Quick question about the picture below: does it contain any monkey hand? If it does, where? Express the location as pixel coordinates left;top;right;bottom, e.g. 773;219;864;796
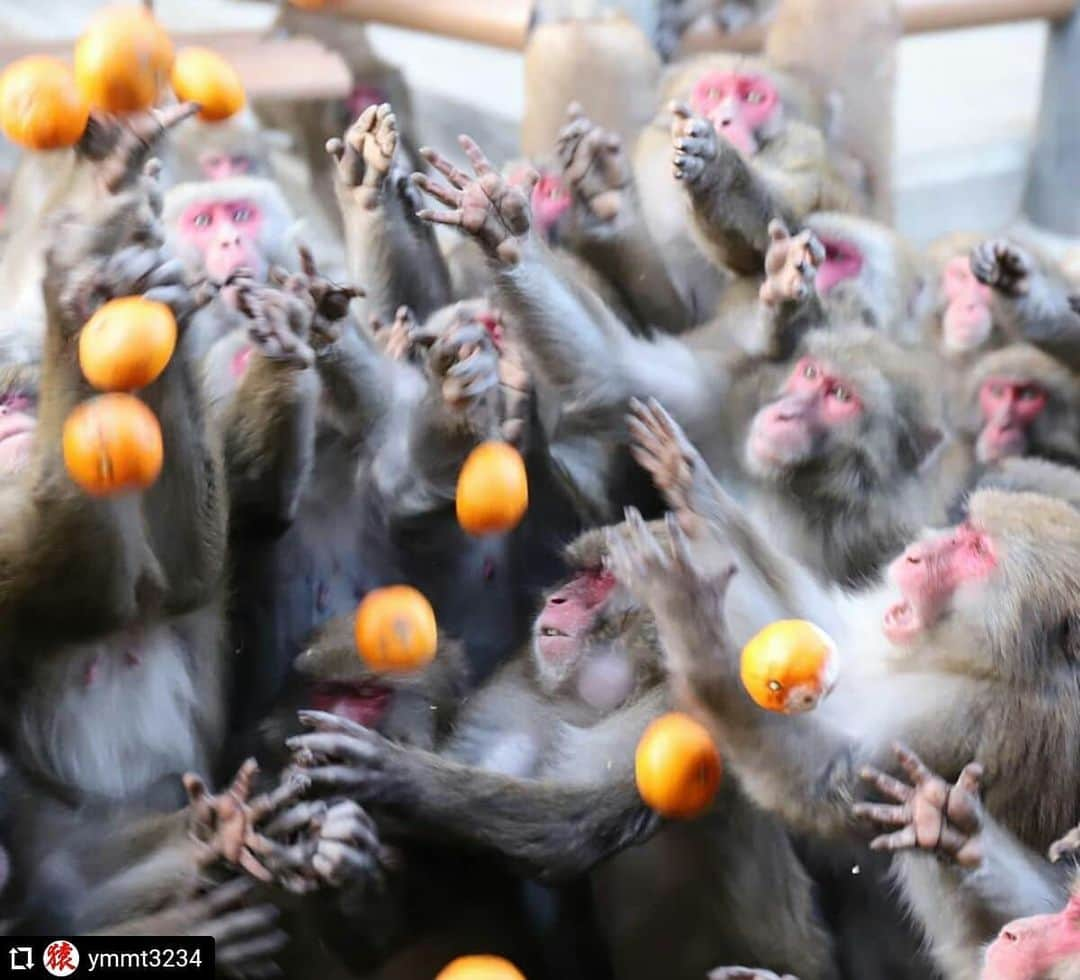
670;102;722;190
414;311;501;420
556;103;632;228
183;759;310;884
853;744;984;869
289;710;410;806
249;796;395;895
606;508;737;650
80;102;200;195
101;876;286;978
234;279;316;370
327;102;399;207
498;333;533;449
371;305;419;362
971;239;1032;298
1049;823;1080;864
760;220;825;307
709;969;800;980
627;396;715;532
413;136;535;266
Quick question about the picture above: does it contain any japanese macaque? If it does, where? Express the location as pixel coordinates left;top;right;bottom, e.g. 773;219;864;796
288;524;837;980
983;889;1080;980
958;344;1080;469
606;400;1080;980
412;138;951;586
166;109;291;183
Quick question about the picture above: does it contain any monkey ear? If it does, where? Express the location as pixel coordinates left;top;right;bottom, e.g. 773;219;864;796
903;424;946;473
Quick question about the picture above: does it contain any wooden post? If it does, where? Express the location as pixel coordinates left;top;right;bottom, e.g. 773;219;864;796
1023;1;1080;233
333;0;534;50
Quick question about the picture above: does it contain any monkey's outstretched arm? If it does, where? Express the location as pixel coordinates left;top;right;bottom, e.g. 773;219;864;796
413;136;712;428
330;104;451;323
671;105;808;276
970;240;1080;371
607;510;866;841
290;710;662;883
556;106;692;335
316;321;395;454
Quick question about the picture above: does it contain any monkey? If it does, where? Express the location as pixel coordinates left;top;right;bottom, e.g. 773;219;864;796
605;399;1080;980
983;886;1080;980
288;522;839;980
971;458;1080;511
970;238;1080;372
956;344;1080;471
412;137;953;587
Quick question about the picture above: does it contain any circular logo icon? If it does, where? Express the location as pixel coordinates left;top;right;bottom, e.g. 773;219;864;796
43;939;79;976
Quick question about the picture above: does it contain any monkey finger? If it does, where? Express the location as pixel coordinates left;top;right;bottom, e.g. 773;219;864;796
250;772;311;824
262;801;327;839
868;825;917;853
216;930;288;969
237;850;275;883
852;801;909;827
287;732;382;766
313;841;381;887
194;877;257;918
325;137;345;161
297;709;374;737
668;100;692;121
420;147;471;190
892;743;935;786
416;208;464;228
458;134;494;176
858;765;914;803
936;822;976;859
410;173;462;211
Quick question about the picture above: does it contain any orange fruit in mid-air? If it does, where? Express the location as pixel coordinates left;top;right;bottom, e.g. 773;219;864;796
170;47;245;122
79;297;177;391
740;619;839;714
0;56;90;150
634;712;722;819
62;393;164;496
354;585;438;673
455;441;528;536
74;5;174;113
436;954;527;980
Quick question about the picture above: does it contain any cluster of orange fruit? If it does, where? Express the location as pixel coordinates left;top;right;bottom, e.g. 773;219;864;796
63;296;176;496
0;5;244;151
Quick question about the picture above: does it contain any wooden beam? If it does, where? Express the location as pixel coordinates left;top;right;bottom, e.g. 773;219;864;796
680;0;1077;54
333;0;533;50
0;35;352;102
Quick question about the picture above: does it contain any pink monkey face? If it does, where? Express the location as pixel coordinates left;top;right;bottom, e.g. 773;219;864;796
179;199;266;281
747;357;863;471
816;237;865;294
0;390;35;477
982;898;1080;979
199;151;255;181
346;83;389;121
975;377;1046;463
690;70;780;155
534;568;617;664
883;521;997;644
516;169;570;241
942;255;994;353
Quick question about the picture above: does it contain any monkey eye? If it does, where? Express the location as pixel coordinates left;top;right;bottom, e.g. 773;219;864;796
1018;385;1042;401
745;90;765;104
1;393;31;413
829;384;851;403
802;362;817;379
232;207;252;223
193;212;212;228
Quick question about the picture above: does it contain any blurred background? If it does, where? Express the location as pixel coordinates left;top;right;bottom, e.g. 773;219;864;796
0;0;1066;245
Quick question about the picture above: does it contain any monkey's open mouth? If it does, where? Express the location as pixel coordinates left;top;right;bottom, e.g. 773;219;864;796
309;681;392;728
883;600;922;644
540;627;568;637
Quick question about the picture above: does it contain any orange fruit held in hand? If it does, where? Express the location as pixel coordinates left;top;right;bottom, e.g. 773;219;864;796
436;955;526;980
63;393;163;496
740;619;839;714
455;441;528;536
170;47;245;122
0;56;90;150
354;585;438;673
74;5;174;113
79;297;177;391
634;712;722;819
